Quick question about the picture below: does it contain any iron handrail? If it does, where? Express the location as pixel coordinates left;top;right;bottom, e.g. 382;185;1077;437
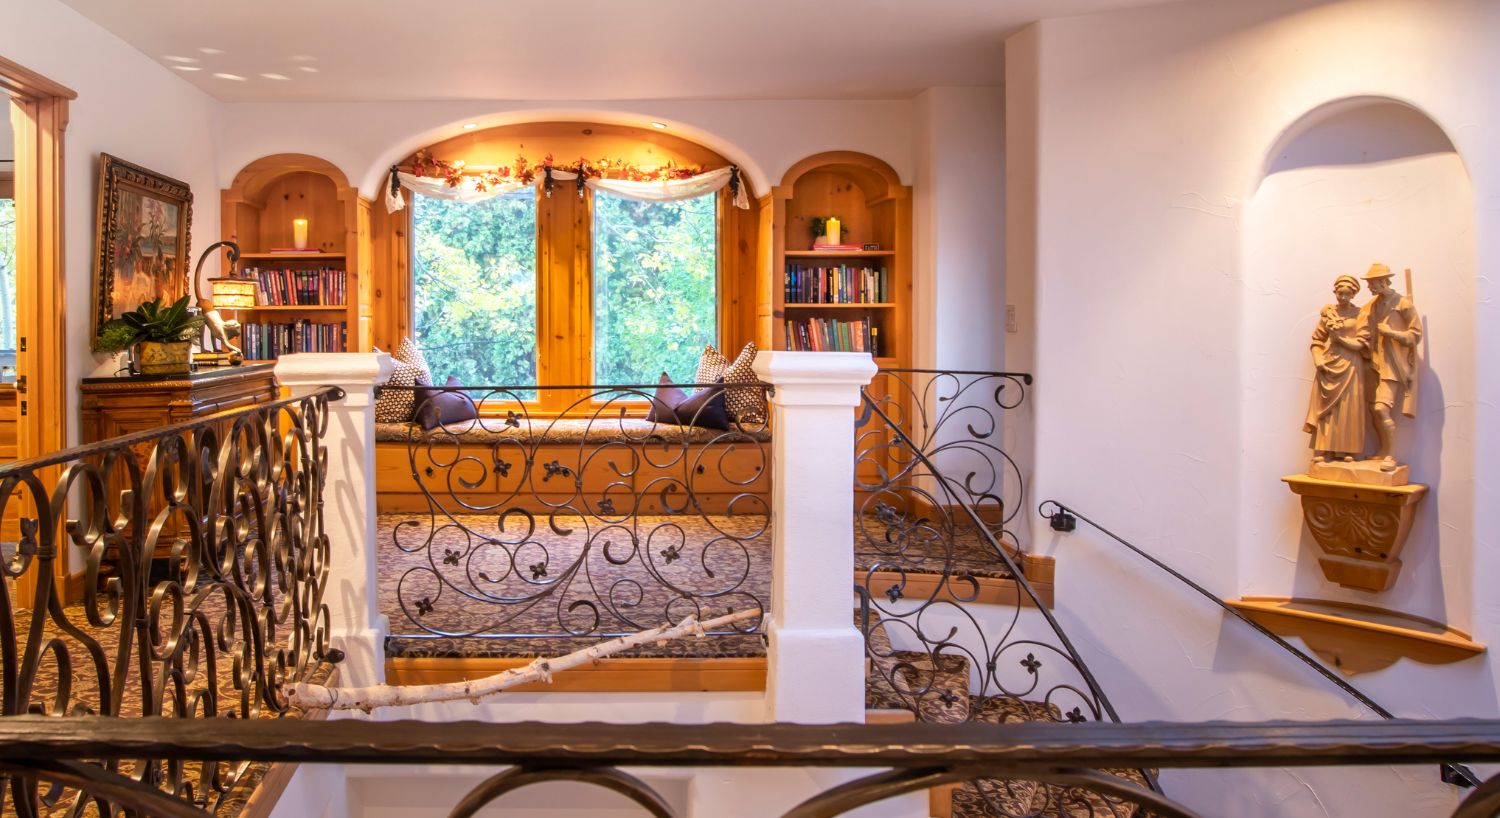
1039;499;1481;789
859;394;1123;728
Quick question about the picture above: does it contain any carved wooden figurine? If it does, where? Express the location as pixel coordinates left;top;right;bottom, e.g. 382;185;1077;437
1303;274;1370;463
1287;263;1427;593
1359;263;1421;472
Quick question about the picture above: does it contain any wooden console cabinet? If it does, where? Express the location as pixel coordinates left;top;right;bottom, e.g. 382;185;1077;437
80;364;279;558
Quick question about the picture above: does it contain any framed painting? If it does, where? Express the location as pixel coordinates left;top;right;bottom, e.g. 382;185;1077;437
91;154;193;346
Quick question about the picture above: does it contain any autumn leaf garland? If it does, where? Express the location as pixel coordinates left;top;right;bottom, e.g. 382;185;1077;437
408;149;707;192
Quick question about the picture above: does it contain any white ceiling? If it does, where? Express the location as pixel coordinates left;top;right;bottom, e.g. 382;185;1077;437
61;0;1189;102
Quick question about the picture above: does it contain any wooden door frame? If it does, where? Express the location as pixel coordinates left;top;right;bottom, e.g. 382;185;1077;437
2;56;76;598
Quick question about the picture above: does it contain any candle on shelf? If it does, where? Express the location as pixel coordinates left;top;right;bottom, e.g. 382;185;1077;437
292;218;309;250
826;217;841;245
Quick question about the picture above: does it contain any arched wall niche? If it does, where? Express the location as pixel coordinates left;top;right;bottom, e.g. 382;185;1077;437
1239;96;1476;631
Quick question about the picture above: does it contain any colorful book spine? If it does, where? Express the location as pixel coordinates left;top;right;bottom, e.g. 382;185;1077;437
783;264;888;304
243;266;348;306
783;317;878;354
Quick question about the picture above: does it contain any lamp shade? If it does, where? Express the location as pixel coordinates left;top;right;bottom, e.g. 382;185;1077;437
209;277;257;309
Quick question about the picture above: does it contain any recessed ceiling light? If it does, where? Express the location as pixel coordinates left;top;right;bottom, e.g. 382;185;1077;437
463;122;478;130
212;72;247;81
173;65;202;72
260;73;290;80
298;66;319;73
198;47;224;55
163;55;198;63
650;122;667;129
290;55;317;62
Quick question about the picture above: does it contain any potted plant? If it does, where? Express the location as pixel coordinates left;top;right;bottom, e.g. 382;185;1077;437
96;296;206;375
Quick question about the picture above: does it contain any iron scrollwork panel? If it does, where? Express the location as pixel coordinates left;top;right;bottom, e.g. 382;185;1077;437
0;387;343;816
391;384;769;643
854;369;1153;815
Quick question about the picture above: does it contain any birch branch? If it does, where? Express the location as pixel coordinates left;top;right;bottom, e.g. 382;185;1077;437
289;608;762;712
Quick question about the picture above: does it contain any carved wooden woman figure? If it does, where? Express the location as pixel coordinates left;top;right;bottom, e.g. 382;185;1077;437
1304;274;1372;463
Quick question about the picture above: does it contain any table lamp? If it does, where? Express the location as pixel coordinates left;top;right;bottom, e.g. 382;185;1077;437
192;240;246;364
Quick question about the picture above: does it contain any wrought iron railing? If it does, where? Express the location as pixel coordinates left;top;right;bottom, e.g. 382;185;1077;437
382;383;770;645
0;386;344;816
853;369;1160;815
6;715;1500;817
1039;499;1483;789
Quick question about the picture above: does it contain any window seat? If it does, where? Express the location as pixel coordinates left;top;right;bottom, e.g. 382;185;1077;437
374;418;772;514
375;418;771;445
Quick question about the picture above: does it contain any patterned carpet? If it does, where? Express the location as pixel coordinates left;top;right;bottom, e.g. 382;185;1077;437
378;509;1015;660
9;593;335;817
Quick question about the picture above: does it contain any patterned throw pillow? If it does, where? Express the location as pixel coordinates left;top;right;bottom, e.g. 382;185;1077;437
695;344;729;386
396;336;434;385
375;358;426;423
721;342;766;424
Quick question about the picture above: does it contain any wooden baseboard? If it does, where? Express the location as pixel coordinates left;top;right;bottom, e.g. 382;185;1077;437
385;656;766;692
856;565;1053;609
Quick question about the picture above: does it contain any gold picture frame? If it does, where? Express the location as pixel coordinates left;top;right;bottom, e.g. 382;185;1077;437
91;153;193;347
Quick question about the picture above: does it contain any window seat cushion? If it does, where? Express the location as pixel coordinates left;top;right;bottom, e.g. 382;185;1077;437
375;417;770;445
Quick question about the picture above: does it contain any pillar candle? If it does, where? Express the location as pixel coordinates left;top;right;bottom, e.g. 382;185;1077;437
826;217;841;245
293;218;309;250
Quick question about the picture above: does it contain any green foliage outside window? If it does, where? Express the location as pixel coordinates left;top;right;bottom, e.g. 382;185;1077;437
412;191;538;386
0;198;15;354
593;192;717;385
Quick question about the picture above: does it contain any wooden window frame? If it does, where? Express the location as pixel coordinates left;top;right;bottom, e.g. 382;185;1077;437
407;183;728;416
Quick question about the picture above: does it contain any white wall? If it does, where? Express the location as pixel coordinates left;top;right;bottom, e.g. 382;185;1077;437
1011;0;1500;814
913;87;1007;373
0;0;222;449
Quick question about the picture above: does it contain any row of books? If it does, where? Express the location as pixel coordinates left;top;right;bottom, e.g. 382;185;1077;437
241;320;348;360
244;266;347;307
784;264;889;304
785;318;880;354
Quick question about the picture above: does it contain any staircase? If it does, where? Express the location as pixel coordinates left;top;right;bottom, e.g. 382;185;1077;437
863;612;1148;818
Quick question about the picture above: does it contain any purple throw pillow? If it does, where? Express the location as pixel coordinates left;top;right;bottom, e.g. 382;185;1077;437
674;380;731;430
414;376;479;430
646;372;688;424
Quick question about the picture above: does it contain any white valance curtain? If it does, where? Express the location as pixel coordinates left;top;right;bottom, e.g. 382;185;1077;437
386;164;749;213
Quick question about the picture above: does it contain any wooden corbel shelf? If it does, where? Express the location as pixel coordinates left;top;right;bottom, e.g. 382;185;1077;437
1227;596;1484;676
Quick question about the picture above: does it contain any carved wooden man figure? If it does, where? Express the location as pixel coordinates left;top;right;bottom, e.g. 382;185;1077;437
1358;263;1421;471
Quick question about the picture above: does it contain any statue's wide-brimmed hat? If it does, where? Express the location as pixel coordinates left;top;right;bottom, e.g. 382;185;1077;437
1361;262;1393;280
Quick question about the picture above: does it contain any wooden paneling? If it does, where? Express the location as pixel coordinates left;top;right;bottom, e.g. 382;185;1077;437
374;440;771;517
386;656;765;692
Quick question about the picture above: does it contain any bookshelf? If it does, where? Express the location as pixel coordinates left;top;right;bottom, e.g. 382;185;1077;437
763;151;911;366
220;154;373;362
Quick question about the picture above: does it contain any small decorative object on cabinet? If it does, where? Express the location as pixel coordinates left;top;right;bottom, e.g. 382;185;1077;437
221;153;374;362
94;295;205;376
1287;263;1427;592
91;154;193;346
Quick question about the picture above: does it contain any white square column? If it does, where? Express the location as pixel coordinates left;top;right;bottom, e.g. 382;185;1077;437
275;352;393;687
753;351;877;723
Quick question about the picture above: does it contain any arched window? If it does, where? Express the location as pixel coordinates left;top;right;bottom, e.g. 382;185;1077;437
381;121;757;411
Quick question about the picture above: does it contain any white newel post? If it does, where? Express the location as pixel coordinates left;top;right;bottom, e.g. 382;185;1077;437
753;351;877;723
276;352;393;687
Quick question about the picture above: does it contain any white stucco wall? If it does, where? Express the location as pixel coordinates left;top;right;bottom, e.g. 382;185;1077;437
0;0;222;447
1010;0;1499;814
